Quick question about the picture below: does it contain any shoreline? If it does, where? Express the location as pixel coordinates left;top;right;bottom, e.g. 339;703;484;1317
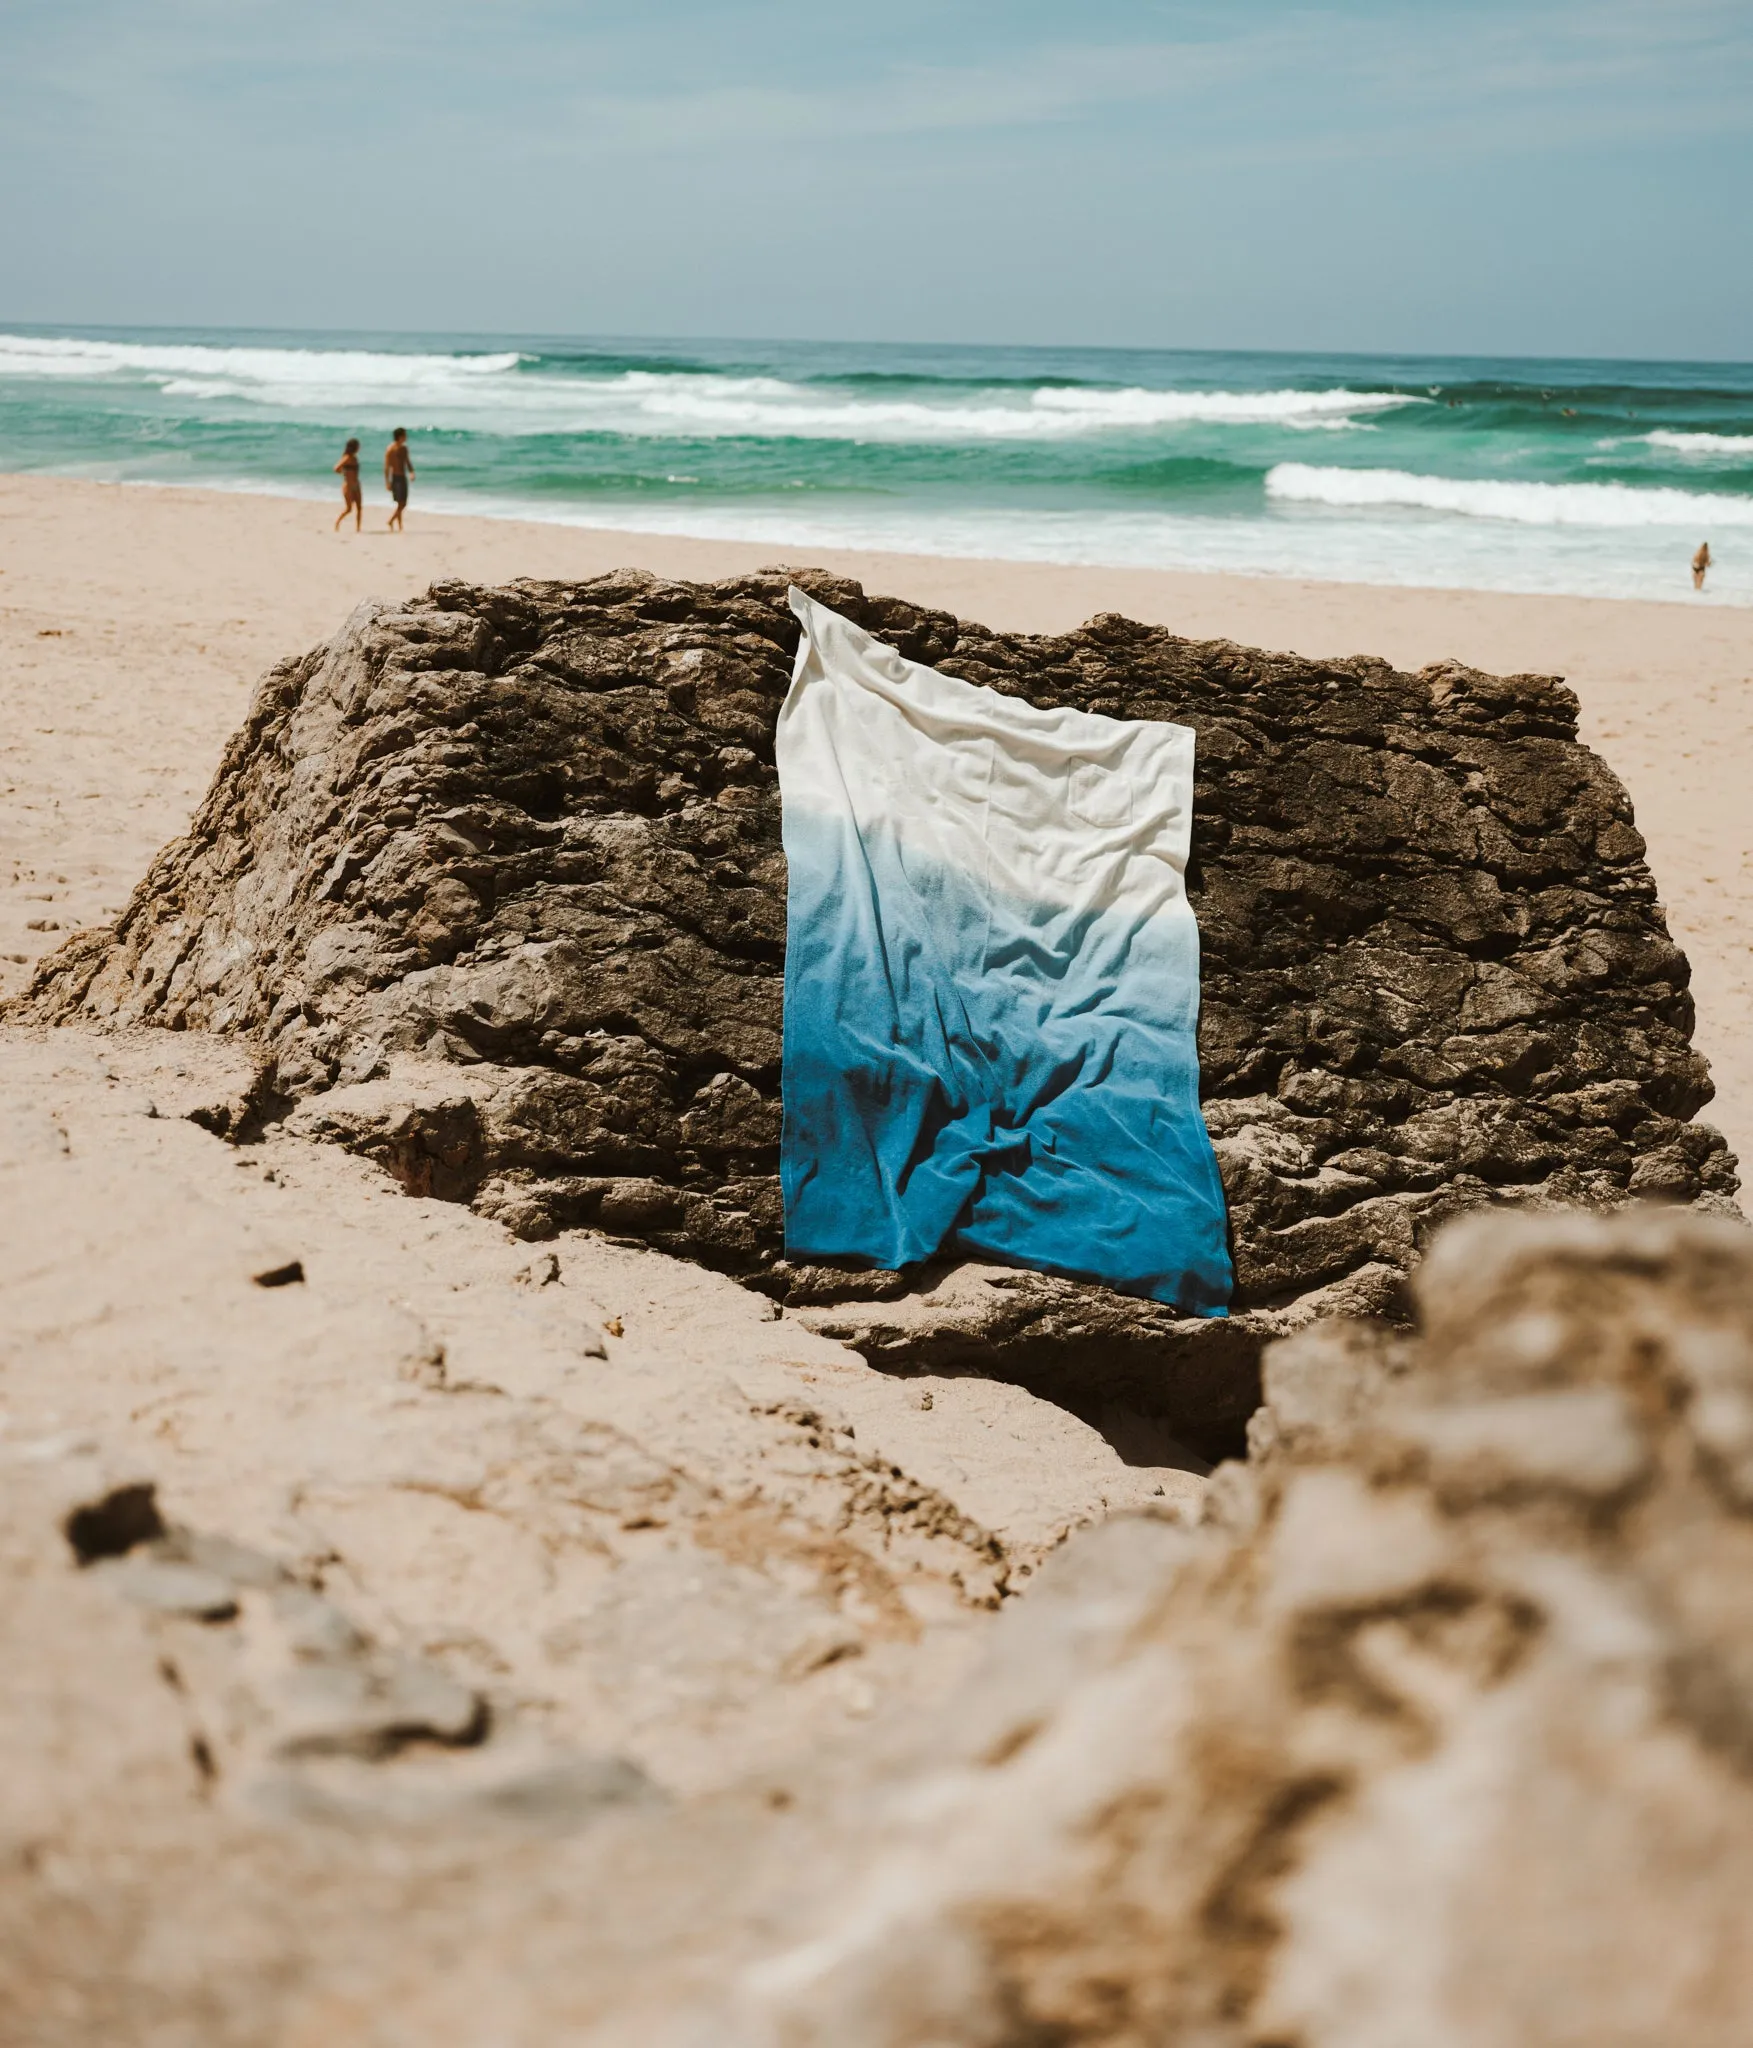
73;469;1753;613
3;472;1749;1167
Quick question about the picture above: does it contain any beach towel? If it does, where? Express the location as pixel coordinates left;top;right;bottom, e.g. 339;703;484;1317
777;589;1233;1315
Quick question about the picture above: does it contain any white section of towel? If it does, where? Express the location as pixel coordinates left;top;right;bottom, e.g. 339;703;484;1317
779;587;1196;923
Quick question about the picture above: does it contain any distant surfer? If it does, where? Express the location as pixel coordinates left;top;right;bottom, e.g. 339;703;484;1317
385;427;414;531
333;438;362;532
1693;542;1712;591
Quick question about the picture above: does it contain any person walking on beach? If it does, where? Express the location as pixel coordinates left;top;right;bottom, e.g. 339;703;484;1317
1693;541;1712;591
384;427;414;532
333;438;362;532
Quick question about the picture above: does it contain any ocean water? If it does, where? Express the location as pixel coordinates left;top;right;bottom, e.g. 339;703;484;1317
2;325;1751;604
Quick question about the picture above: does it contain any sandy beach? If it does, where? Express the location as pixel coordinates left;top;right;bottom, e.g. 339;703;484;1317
4;473;1749;1166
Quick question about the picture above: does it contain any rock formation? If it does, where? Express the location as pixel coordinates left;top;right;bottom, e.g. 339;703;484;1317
18;570;1737;1447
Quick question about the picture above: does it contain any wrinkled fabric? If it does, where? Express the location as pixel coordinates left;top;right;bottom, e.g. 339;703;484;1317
777;589;1232;1315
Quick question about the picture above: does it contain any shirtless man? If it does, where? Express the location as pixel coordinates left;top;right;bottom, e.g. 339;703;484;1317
333;438;362;532
1693;541;1712;591
384;427;414;532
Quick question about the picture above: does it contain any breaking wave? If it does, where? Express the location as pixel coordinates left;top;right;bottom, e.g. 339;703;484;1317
575;376;1415;441
0;333;524;390
0;333;1415;441
1266;463;1753;528
1643;429;1753;456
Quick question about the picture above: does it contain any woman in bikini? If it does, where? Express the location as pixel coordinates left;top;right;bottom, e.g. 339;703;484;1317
333;438;363;532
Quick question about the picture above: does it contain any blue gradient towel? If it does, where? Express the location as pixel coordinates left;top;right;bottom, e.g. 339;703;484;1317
777;589;1232;1315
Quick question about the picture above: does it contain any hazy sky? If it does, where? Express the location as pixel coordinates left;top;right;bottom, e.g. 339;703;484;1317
2;0;1749;358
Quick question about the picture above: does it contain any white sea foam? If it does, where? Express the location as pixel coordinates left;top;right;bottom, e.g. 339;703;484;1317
1027;385;1416;426
1266;463;1753;528
1643;429;1753;456
0;332;1416;441
585;376;1409;440
526;374;1414;441
0;333;524;388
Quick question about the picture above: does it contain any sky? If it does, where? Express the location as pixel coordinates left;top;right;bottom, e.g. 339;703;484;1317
1;0;1749;359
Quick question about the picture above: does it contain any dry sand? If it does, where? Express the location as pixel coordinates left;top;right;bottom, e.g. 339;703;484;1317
4;472;1749;1164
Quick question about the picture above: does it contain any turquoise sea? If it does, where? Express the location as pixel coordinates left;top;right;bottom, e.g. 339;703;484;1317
3;326;1752;604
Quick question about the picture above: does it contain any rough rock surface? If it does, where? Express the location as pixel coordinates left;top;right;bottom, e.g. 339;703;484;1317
18;570;1737;1445
9;1180;1753;2044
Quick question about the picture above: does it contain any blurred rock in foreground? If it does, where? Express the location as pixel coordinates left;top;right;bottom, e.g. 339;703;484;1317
649;1203;1753;2046
8;1198;1753;2044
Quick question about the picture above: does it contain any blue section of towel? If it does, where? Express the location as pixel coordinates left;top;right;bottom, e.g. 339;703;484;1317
780;809;1233;1315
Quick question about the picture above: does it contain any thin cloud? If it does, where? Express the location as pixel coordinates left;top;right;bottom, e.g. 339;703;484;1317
544;5;1753;157
7;1;1749;156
